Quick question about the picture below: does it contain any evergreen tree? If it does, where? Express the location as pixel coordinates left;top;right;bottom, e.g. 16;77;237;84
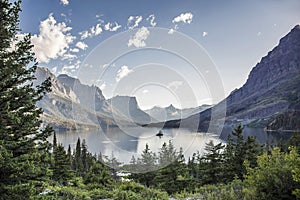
155;142;188;194
158;140;177;167
84;161;112;187
188;153;198;180
53;144;73;185
130;155;137;165
104;152;121;180
53;132;57;150
130;144;157;187
222;124;261;181
67;144;72;167
0;0;52;198
81;139;88;172
201;140;225;184
73;137;83;175
140;143;157;171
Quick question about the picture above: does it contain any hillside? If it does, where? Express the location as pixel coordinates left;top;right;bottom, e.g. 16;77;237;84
162;25;300;132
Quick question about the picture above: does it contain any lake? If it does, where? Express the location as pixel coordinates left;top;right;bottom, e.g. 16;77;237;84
52;126;292;164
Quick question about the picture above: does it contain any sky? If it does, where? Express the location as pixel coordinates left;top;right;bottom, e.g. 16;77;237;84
18;0;300;109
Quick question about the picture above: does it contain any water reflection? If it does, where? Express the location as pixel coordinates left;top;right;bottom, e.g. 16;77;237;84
52;127;292;164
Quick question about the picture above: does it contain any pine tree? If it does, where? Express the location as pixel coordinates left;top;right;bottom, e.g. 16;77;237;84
81;139;88;172
84;161;112;187
53;132;57;150
158;140;177;167
0;0;52;198
222;125;262;181
67;144;72;167
73;137;83;175
130;144;157;187
155;141;187;194
53;144;73;185
104;152;121;180
201;140;225;184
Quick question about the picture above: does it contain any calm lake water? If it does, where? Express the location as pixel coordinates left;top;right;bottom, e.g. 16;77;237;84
52;126;292;164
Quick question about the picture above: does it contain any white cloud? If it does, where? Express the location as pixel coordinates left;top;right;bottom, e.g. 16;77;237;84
116;65;133;82
127;16;143;29
142;89;149;94
168;24;178;35
79;23;103;39
59;63;80;74
202;32;208;37
79;31;89;40
146;14;156;27
104;22;122;32
70;48;79;53
128;27;150;48
91;24;103;35
61;13;71;23
52;67;57;74
31;13;75;63
168;28;175;35
60;0;69;6
62;53;77;60
172;12;193;24
76;41;88;50
167;81;183;90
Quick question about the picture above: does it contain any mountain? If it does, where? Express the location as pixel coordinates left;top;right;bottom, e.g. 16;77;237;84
35;68;151;130
108;95;153;125
162;25;300;132
57;74;113;118
144;104;211;122
35;67;101;130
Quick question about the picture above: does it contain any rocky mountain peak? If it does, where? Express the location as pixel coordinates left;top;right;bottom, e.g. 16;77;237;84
35;67;79;103
57;74;106;111
108;95;152;124
167;104;177;111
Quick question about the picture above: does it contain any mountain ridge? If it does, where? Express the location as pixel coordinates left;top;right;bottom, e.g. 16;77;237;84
160;25;300;131
36;69;152;130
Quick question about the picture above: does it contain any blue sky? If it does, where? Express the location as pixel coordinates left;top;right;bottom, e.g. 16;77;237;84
19;0;300;109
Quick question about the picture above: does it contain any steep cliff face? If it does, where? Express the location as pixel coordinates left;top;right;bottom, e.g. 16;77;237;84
36;68;122;130
165;25;300;131
108;95;152;124
57;74;106;111
226;25;300;120
34;67;79;104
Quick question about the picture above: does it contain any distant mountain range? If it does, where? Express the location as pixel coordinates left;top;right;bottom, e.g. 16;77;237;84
161;25;300;131
144;104;211;122
35;68;148;130
35;68;202;130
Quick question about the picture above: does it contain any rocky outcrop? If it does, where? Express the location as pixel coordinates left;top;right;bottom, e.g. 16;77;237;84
108;95;152;125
